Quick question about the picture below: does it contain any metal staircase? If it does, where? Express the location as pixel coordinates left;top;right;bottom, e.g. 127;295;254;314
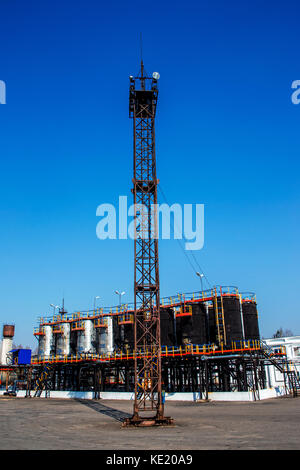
261;341;300;397
213;290;226;346
33;364;53;398
286;370;300;397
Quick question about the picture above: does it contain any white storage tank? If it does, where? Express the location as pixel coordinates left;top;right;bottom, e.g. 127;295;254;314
84;319;95;353
37;325;53;358
62;322;70;355
53;322;70;356
0;324;15;365
76;319;96;354
106;316;113;353
95;316;113;354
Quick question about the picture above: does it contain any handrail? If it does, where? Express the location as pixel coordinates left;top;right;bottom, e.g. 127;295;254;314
30;339;272;365
37;285;251;326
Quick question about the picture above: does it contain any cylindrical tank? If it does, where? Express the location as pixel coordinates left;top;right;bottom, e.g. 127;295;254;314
3;325;15;338
160;308;175;346
85;319;94;352
77;319;95;354
123;324;134;349
113;310;176;350
113;316;122;350
222;296;243;344
175;303;208;346
76;329;85;353
1;338;13;364
62;323;70;355
242;299;260;340
113;315;135;351
95;317;112;354
70;328;77;355
106;317;113;353
190;303;208;345
176;310;193;346
55;325;65;355
1;324;15;364
207;302;217;344
37;325;53;357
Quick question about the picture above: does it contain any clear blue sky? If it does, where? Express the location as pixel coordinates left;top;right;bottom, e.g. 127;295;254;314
0;0;299;348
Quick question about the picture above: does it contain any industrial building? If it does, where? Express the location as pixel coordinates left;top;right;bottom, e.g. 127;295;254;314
33;287;259;359
1;287;298;402
264;336;300;394
0;61;299;413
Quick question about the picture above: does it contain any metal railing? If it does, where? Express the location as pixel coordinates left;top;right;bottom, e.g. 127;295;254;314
31;339;266;365
36;286;256;326
118;313;134;324
94;317;108;328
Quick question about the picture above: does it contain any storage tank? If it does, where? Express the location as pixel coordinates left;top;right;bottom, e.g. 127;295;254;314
94;316;113;354
77;329;85;353
37;325;53;357
113;315;122;350
241;294;260;340
70;327;77;355
160;308;175;346
54;323;65;355
3;325;15;338
113;313;134;350
77;319;95;354
1;324;15;365
113;310;175;350
222;295;243;344
123;324;134;349
106;316;113;352
85;319;95;352
50;322;70;356
175;302;208;346
190;302;208;345
207;302;217;344
62;322;70;355
176;306;193;346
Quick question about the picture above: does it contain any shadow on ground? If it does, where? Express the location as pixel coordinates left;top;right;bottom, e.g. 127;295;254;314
75;399;132;422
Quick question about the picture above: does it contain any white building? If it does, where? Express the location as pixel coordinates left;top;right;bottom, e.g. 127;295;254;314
264;336;300;394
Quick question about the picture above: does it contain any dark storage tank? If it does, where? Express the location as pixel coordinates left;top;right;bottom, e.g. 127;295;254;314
113;315;134;350
190;303;207;345
222;296;243;344
207;303;217;344
114;309;176;349
160;308;175;346
242;299;260;340
176;302;208;346
113;316;122;350
123;324;134;349
176;315;192;345
70;331;77;355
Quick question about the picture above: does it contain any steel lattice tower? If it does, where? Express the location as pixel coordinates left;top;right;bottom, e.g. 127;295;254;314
123;62;173;426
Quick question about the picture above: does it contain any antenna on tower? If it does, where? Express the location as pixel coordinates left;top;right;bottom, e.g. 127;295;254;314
140;32;143;65
139;33;146;89
60;294;67;314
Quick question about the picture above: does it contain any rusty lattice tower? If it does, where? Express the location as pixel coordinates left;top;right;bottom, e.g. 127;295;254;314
123;62;173;426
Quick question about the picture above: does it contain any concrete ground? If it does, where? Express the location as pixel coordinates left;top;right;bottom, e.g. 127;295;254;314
0;396;299;450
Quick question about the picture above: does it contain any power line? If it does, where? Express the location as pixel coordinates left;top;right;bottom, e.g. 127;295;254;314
158;185;213;289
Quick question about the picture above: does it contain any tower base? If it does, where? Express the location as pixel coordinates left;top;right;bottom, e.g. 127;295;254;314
122;415;175;428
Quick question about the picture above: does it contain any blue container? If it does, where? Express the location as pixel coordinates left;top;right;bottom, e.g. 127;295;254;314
11;349;32;365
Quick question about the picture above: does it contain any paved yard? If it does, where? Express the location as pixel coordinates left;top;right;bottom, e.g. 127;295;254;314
0;396;299;450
